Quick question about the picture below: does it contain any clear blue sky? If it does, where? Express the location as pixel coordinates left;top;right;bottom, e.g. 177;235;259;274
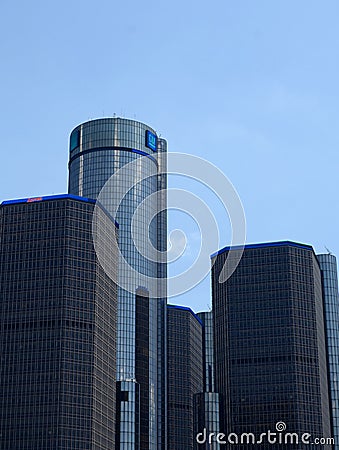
1;0;339;312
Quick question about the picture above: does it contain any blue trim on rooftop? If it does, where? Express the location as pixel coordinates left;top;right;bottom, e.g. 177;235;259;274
210;240;313;259
167;304;203;326
1;193;96;206
1;194;119;229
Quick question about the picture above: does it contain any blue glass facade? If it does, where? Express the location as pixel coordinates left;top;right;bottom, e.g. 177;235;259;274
317;254;339;449
194;311;221;449
197;312;215;393
68;118;167;450
194;393;221;450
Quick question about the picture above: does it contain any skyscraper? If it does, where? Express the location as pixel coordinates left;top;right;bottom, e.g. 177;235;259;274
0;194;118;449
212;241;333;449
194;311;221;450
317;254;339;449
197;311;216;394
68;118;167;449
167;305;203;449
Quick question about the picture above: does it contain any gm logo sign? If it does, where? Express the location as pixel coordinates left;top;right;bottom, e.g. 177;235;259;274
145;130;157;151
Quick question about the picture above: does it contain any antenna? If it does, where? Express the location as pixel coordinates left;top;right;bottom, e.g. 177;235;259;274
325;245;332;255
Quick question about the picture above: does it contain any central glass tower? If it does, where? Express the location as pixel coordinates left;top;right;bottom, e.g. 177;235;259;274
68;118;167;450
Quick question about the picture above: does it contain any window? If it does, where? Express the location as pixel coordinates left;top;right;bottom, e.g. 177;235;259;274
70;130;80;152
120;391;129;402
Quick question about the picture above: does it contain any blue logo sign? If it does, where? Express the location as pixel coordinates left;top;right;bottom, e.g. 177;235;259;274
145;130;157;151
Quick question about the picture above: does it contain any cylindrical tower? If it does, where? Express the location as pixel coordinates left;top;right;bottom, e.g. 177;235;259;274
317;253;339;449
68;118;167;450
